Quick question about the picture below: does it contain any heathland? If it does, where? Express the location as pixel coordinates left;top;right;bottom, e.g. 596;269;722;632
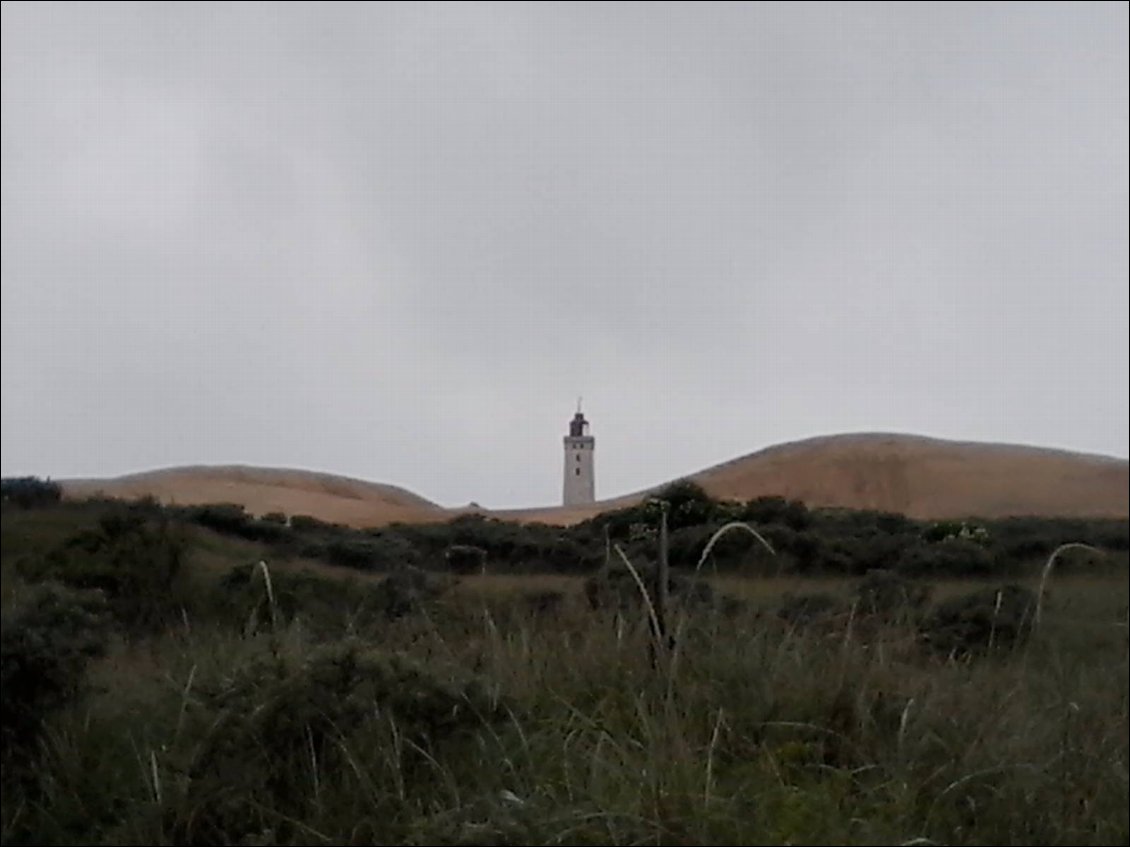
2;448;1128;845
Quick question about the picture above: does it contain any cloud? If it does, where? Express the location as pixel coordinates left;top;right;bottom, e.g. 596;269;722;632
3;2;1126;507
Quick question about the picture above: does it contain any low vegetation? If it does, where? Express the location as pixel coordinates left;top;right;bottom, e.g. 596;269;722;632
2;479;1127;845
74;479;1123;583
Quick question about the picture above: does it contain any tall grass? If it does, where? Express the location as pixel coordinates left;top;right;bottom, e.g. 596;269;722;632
1035;542;1103;626
3;565;1127;846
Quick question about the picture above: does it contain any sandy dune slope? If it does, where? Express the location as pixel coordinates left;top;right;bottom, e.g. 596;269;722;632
63;465;445;527
61;433;1128;528
693;433;1128;520
507;434;1129;524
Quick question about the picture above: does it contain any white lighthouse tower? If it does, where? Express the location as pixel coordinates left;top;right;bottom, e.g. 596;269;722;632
562;401;595;506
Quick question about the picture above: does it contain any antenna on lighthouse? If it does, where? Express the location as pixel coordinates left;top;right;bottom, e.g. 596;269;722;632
577;395;583;414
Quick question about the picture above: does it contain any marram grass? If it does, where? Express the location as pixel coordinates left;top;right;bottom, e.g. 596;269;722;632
3;568;1127;846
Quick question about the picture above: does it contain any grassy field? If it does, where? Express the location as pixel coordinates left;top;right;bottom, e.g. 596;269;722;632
2;505;1128;845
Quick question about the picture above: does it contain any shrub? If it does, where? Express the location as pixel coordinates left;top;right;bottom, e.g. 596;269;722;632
740;496;812;530
216;564;388;635
579;481;724;543
1;476;63;509
187;503;255;535
667;522;768;570
324;537;382;570
18;511;191;634
665;525;715;568
445;544;486;575
898;538;995;577
173;641;503;844
922;520;990;545
853;569;931;619
183;503;295;544
290;514;347;534
376;566;454;620
1;583;111;768
583;565;715;613
919;584;1038;656
248;518;292;544
652;479;719;529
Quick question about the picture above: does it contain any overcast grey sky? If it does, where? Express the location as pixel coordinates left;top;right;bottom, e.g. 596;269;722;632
2;2;1127;508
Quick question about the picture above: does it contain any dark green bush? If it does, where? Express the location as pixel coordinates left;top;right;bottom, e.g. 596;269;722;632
321;533;421;571
376;566;454;619
323;537;383;570
248;518;293;544
445;544;486;575
898;538;995;577
216;564;387;635
1;583;111;768
665;524;716;568
666;521;769;570
579;481;722;542
853;569;931;619
985;517;1128;563
12;490;1126;584
290;514;346;534
187;503;254;535
740;495;812;530
182;503;295;544
1;476;62;509
173;641;504;844
583;565;715;613
18;511;191;634
919;584;1038;656
652;479;718;529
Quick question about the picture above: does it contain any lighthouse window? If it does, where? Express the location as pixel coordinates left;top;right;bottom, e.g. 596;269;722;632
575;468;581;476
576;455;581;462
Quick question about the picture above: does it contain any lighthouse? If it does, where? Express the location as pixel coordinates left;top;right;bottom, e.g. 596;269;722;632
563;402;595;506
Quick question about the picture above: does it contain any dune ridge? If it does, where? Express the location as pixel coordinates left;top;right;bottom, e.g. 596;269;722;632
61;433;1129;528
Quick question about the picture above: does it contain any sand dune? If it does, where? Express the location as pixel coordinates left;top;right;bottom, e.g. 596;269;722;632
693;434;1128;520
63;465;445;527
61;433;1128;528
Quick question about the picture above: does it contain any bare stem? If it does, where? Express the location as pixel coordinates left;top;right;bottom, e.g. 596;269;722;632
1036;543;1101;626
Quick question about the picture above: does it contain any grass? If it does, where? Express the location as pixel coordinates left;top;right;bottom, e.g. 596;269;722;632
2;508;1127;845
